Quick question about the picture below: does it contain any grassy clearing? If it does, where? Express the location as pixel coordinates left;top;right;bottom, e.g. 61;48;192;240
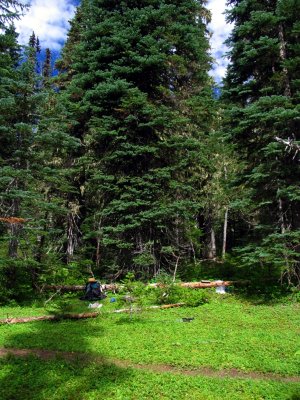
0;294;299;399
0;356;299;400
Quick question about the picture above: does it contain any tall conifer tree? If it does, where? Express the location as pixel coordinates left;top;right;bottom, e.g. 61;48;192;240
223;0;300;282
58;0;213;277
0;1;46;298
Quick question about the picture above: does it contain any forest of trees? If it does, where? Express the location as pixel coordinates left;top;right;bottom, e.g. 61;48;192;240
0;0;299;302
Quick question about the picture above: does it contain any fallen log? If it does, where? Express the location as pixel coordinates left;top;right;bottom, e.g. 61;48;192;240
0;304;184;324
151;280;250;289
43;284;117;292
43;280;249;292
113;303;185;313
0;312;99;325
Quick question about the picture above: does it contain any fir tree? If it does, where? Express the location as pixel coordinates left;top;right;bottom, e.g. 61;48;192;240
28;31;41;76
0;24;43;298
42;48;51;87
58;0;213;277
223;0;300;283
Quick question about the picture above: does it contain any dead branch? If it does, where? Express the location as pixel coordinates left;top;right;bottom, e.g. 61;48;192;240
44;288;61;306
275;136;300;159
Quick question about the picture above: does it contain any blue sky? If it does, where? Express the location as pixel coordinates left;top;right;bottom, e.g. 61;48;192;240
15;0;232;82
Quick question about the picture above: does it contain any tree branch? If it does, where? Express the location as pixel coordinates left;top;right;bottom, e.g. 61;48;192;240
275;136;300;159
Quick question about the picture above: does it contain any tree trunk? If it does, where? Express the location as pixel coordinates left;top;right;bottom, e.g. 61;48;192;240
8;198;21;259
66;213;75;263
66;206;81;263
222;207;229;259
208;227;217;260
278;197;287;234
172;254;180;283
95;217;103;268
278;22;291;97
199;211;217;260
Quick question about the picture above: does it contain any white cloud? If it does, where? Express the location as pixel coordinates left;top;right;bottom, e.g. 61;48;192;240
207;0;233;83
15;0;77;51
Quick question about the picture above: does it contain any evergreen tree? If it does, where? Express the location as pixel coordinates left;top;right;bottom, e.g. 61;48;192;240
0;25;44;298
42;48;51;87
0;0;27;29
28;31;41;78
0;29;80;301
223;0;300;283
55;3;85;89
0;1;69;299
58;0;213;277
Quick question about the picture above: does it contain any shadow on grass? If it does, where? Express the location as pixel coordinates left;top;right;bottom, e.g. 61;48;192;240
0;308;130;400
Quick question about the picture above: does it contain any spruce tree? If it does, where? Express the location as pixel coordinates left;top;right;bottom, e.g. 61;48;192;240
58;0;213;277
42;48;51;87
0;20;43;298
223;0;300;283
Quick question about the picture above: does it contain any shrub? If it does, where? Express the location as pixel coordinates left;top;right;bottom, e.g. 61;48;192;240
154;284;210;307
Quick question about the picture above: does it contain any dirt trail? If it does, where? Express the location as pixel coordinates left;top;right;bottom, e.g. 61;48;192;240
0;347;299;383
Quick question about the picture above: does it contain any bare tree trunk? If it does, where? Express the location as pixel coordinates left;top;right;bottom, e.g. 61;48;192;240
222;207;229;259
8;198;21;258
95;218;102;269
66;213;75;263
95;236;101;268
172;210;181;281
278;22;291;97
208;227;217;260
172;254;180;283
278;197;286;234
66;208;81;264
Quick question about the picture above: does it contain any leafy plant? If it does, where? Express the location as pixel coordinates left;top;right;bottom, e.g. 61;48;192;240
154;284;210;307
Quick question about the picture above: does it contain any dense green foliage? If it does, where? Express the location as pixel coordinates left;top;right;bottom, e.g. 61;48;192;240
222;0;300;284
0;0;299;302
56;0;214;276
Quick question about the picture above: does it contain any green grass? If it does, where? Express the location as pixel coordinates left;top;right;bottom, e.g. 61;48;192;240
0;356;299;400
0;294;300;399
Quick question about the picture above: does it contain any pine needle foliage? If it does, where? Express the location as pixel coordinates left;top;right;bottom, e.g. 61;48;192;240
57;0;213;276
223;0;300;284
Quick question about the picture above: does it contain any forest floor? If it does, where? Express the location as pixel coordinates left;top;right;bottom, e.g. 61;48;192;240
0;294;299;399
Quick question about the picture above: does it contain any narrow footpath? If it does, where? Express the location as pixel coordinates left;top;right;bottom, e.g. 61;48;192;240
0;348;299;383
